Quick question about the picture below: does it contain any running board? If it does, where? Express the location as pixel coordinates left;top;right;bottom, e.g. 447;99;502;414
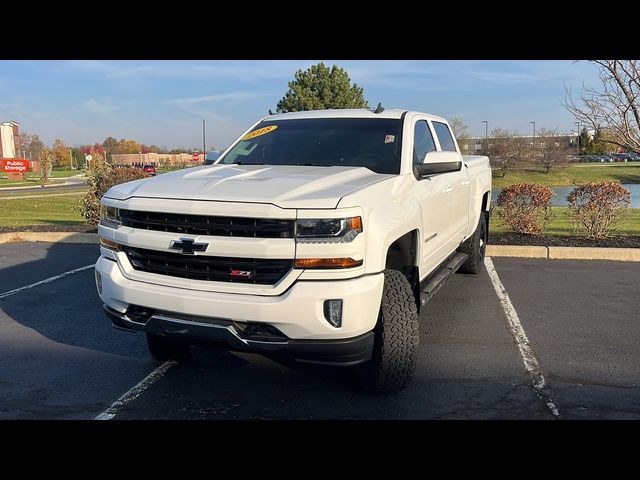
419;252;469;307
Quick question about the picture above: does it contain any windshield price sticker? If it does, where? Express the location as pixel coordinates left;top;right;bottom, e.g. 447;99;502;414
242;125;278;141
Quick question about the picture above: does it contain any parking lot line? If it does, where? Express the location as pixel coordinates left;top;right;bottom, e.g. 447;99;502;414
484;257;561;418
0;264;95;300
94;360;176;420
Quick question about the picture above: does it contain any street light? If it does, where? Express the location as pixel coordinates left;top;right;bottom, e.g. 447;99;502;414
530;121;536;157
575;122;580;157
482;120;488;154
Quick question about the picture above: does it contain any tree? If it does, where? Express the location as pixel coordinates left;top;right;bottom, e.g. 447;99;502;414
536;128;569;173
578;127;592;154
102;136;119;152
564;60;640;153
487;128;528;178
117;139;142;154
273;63;368;114
51;138;71;169
20;131;46;161
449;118;470;142
71;148;85;169
38;148;53;185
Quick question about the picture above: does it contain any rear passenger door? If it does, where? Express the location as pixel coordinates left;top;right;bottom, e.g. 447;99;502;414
432;121;470;245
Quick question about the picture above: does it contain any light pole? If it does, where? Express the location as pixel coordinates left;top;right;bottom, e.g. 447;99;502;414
575;122;580;157
202;119;206;162
530;121;536;159
482;120;488;154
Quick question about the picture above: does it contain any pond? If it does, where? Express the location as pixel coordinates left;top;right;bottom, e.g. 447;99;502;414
491;184;640;208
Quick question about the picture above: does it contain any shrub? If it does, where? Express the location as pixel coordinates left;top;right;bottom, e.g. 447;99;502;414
496;183;555;235
79;156;147;225
567;182;631;238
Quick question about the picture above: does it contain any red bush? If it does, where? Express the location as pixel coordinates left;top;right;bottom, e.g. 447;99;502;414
567;182;631;238
496;183;555;235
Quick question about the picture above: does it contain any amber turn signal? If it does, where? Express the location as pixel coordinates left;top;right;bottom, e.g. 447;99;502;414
295;257;363;269
100;237;122;251
348;216;362;230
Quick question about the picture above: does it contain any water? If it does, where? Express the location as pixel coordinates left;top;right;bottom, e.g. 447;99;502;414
491;184;640;208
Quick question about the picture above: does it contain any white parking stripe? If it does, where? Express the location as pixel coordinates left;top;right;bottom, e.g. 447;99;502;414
94;360;176;420
484;257;561;418
0;264;95;300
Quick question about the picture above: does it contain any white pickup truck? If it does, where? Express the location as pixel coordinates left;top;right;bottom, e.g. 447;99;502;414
96;108;491;392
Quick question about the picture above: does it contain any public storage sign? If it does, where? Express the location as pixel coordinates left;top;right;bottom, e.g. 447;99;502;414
1;159;29;173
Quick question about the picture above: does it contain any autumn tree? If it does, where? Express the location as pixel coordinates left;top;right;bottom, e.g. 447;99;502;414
51;138;72;169
565;60;640;153
272;63;368;114
38;148;53;185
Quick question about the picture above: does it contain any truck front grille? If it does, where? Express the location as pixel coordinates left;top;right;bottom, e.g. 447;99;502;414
120;210;294;238
123;246;293;285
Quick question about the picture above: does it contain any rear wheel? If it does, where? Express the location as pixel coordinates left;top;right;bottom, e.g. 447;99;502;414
146;333;191;361
458;212;487;274
356;269;419;393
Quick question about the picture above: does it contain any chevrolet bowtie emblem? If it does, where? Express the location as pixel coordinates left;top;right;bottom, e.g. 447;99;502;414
170;237;209;255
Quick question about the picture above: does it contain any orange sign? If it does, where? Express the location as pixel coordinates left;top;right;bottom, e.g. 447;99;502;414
1;159;29;173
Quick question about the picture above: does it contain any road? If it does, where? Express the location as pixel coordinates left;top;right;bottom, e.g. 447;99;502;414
0;176;87;193
0;242;638;419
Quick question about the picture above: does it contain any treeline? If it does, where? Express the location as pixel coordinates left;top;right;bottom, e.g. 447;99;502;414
19;132;200;169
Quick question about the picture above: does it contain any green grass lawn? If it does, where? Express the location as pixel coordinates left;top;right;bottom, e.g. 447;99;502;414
0;193;85;227
492;162;640;188
490;207;640;236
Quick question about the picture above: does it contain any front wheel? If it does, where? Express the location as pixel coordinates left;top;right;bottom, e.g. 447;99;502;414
457;212;487;274
356;269;419;393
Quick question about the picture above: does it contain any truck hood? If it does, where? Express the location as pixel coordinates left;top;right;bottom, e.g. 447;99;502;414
105;164;393;209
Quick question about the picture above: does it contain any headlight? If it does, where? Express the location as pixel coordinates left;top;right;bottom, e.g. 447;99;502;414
100;204;121;229
295;216;362;243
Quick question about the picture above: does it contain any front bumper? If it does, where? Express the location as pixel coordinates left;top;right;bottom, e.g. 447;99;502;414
96;255;384;363
104;305;374;366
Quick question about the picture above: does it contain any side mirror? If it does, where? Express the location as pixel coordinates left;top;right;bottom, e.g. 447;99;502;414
416;151;462;177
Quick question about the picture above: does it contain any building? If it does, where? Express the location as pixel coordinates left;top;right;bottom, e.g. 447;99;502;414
458;132;580;156
110;152;209;167
0;121;20;159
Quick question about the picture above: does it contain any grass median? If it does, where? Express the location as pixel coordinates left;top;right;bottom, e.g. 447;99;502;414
489;207;640;236
0;170;82;188
492;163;640;188
0;192;85;227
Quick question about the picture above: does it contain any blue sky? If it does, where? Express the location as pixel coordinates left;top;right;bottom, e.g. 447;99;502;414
0;60;600;150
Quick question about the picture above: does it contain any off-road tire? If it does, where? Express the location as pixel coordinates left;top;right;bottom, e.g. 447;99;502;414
356;269;419;393
146;333;191;361
457;212;487;274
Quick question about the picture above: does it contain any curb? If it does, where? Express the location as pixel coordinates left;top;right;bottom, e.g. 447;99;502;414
487;244;640;262
0;233;638;262
0;232;98;244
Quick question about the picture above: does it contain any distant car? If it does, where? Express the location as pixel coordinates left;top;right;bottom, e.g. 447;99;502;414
143;164;157;176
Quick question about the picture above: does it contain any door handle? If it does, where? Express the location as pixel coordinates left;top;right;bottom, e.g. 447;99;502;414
462;180;471;185
443;186;453;193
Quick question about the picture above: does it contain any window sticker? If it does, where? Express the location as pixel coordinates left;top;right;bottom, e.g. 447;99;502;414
242;125;278;141
385;135;395;144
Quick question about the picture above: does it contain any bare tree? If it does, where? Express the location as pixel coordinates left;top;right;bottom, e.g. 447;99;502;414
487;128;527;178
565;60;640;153
535;128;570;173
449;117;469;141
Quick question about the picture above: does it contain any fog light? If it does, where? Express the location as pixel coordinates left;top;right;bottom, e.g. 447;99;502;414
323;299;343;328
95;270;103;296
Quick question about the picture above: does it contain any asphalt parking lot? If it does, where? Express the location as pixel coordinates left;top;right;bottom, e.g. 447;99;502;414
0;241;638;420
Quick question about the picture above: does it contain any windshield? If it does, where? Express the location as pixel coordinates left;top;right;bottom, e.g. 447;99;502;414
218;118;403;174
